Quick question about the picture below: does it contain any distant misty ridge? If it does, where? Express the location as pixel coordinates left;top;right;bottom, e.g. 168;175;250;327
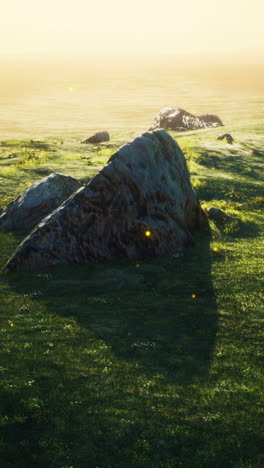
0;56;263;138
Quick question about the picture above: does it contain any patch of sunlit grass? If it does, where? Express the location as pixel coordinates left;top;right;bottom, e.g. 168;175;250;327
96;147;114;158
191;177;207;190
0;165;18;176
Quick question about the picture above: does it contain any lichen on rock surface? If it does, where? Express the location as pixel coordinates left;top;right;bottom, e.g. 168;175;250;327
4;130;208;272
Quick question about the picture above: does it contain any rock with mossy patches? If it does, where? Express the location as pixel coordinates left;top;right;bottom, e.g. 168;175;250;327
217;133;234;144
4;130;208;272
81;131;110;144
0;173;81;231
150;108;223;131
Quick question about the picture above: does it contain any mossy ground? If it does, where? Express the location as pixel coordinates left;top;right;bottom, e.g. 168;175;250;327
0;126;263;467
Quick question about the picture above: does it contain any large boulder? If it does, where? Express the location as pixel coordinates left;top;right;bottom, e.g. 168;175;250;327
0;173;81;231
81;131;110;144
4;130;208;272
150;108;223;131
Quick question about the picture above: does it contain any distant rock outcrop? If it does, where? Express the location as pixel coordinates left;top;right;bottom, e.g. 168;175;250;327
0;173;81;231
4;130;208;272
150;108;223;131
217;133;234;144
81;131;110;144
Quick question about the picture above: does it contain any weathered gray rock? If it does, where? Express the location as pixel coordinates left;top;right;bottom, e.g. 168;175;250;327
0;173;81;231
207;206;230;220
150;108;223;131
81;131;110;144
4;130;208;272
217;133;234;144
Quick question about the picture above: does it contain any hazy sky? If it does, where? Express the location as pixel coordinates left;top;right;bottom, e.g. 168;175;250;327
1;0;264;57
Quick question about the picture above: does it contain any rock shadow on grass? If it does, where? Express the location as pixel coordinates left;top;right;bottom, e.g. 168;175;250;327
7;232;218;385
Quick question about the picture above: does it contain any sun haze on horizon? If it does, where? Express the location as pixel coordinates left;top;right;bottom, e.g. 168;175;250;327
1;0;264;60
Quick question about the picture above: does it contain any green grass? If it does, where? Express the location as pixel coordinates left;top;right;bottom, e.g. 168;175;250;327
0;126;263;467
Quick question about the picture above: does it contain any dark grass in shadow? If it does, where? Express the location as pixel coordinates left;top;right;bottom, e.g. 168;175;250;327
7;232;218;385
20;167;54;178
196;176;262;202
196;146;263;182
0;140;52;151
200;155;263;182
213;216;261;239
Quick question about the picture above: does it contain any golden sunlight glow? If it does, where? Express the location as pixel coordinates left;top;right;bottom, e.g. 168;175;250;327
145;230;151;237
68;87;73;93
0;0;263;57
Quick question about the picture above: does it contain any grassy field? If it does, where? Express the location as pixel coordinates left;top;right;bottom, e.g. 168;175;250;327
0;125;263;467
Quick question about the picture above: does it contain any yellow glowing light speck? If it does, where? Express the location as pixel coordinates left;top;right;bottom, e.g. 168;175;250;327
145;230;151;237
136;264;140;268
68;87;73;93
191;294;197;299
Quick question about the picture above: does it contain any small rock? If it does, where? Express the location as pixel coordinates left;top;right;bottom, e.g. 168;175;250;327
81;131;110;144
207;206;230;220
217;133;234;144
